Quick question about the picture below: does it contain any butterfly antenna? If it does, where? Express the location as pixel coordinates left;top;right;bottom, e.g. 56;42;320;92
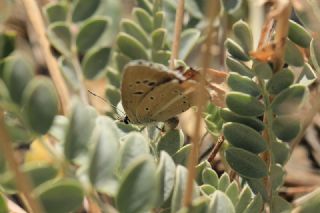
87;89;126;116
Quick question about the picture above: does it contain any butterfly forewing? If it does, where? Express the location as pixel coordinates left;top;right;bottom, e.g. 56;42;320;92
135;80;199;123
121;61;181;123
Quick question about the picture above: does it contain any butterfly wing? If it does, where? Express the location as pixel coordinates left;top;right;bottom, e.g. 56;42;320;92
121;61;180;123
135;80;201;123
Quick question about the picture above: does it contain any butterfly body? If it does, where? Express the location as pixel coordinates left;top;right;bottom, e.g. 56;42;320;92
121;60;203;125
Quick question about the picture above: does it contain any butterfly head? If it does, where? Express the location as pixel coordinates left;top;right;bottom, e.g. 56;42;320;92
123;115;130;124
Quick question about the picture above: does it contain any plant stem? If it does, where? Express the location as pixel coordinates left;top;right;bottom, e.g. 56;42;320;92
0;110;43;213
169;0;184;69
21;0;70;114
183;0;219;207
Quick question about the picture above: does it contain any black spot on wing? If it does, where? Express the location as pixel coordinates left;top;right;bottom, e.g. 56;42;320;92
133;91;144;95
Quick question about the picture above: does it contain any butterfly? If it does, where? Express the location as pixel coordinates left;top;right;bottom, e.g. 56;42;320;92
120;60;206;127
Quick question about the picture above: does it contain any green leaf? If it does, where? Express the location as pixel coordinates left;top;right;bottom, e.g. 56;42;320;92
218;173;230;192
44;2;67;23
271;194;293;213
195;161;211;184
157;129;184;156
252;61;273;80
119;132;149;172
152;50;171;65
225;147;268;178
297;63;317;86
226;57;253;78
171;166;199;213
235;186;252;213
179;29;201;60
82;47;111;79
48;22;71;56
245;178;268;201
227;73;261;97
172;144;191;166
49;115;69;142
136;0;153;14
272;116;300;141
72;0;101;22
284;39;304;67
34;179;84;213
208;190;235;213
89;116;120;195
4;56;34;104
133;8;153;33
288;20;312;48
223;122;267;154
116;156;158;213
225;181;240;206
225;39;250;61
106;67;121;88
200;184;216;195
0;32;16;59
221;0;242;15
64;101;96;161
105;85;121;107
156;151;176;206
271;85;307;115
152;28;167;50
58;57;79;91
270;164;285;191
220;108;264;132
76;17;109;54
266;68;294;95
23;163;58;187
121;19;150;47
272;140;290;165
154;11;165;29
202;168;219;188
117;33;149;60
115;52;131;71
0;193;8;213
233;20;253;52
22;77;58;134
226;92;264;117
243;194;263;213
310;38;320;73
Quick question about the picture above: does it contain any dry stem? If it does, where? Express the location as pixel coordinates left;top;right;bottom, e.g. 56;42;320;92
21;0;70;114
0;111;43;213
183;0;219;207
169;0;184;69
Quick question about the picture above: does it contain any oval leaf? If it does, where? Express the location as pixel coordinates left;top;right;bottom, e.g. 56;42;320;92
271;85;307;115
133;8;153;33
117;33;149;60
284;39;304;67
121;19;150;47
89;116;120;195
223;122;267;154
233;20;253;52
157;129;183;156
76;17;109;54
44;3;67;23
226;92;264;117
272;116;300;141
225;147;268;178
22;77;58;134
288;20;312;48
252;61;273;80
266;68;294;95
72;0;100;22
227;73;261;97
225;39;250;61
116;156;158;213
226;57;253;78
209;190;235;213
35;179;84;213
48;22;71;56
179;29;201;60
220;108;264;132
82;47;111;79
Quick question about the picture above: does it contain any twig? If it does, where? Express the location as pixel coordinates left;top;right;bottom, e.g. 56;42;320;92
21;0;70;114
0;111;43;213
169;0;184;69
183;0;219;207
208;135;225;166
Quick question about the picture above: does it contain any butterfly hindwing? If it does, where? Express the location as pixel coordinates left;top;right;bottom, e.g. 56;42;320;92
121;61;180;123
135;80;199;123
